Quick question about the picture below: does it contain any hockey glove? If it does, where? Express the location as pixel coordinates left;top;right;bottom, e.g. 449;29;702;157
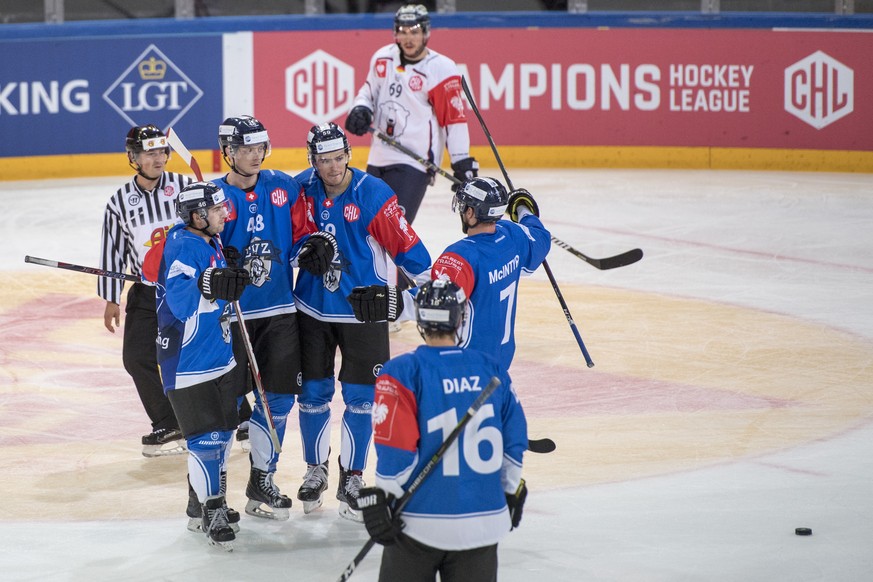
507;188;540;223
347;285;402;322
358;487;404;546
345;106;374;137
296;231;338;276
223;245;242;269
198;267;250;302
505;479;527;530
450;157;479;192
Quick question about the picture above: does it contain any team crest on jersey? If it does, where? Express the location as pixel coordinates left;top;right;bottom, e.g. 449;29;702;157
128;193;141;206
344;203;360;223
375;58;390;78
271;188;288;207
372;399;389;425
244;237;280;287
378;101;410;138
323;252;350;293
219;304;233;343
163;185;176;197
408;75;423;91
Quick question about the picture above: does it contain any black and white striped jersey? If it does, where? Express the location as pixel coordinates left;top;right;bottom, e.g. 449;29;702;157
98;172;192;304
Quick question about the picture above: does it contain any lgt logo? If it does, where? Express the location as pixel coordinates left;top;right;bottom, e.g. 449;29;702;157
784;51;853;130
285;50;355;125
102;44;203;128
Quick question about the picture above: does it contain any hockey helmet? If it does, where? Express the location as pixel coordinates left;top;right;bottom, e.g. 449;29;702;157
452;177;509;224
218;115;271;158
306;122;351;166
415;278;467;336
176;181;227;226
125;124;169;156
395;4;430;35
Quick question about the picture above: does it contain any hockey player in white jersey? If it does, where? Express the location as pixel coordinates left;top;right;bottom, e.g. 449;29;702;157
213;115;336;521
98;124;190;457
358;279;528;581
345;5;478;224
293;123;431;522
144;181;251;550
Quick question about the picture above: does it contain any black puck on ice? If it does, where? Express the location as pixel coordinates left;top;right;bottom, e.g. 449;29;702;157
795;527;812;536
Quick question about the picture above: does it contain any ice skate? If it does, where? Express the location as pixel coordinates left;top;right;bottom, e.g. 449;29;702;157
141;427;185;458
202;496;235;552
235;422;251;452
336;461;365;523
187;476;239;533
297;460;329;514
245;466;291;520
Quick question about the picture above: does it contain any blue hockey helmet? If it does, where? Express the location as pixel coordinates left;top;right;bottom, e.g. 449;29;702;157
452;177;509;224
218;115;271;158
415;278;467;336
176;181;226;226
395;4;430;35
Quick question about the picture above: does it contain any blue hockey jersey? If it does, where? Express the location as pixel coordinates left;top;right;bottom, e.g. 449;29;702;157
215;170;318;320
148;223;236;392
431;215;550;371
373;345;527;550
293;167;431;322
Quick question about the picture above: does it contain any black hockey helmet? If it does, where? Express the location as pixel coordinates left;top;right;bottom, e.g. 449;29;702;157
218;115;271;158
395;4;430;35
125;124;169;156
176;181;227;226
452;177;509;224
306;122;351;166
415;278;467;336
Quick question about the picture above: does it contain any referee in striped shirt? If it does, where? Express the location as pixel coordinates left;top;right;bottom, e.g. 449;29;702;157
98;124;191;457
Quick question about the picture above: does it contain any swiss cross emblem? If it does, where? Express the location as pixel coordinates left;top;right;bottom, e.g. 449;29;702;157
323;199;334;208
344;203;361;222
375;59;389;79
246;191;258;202
408;75;423;91
271;188;288;207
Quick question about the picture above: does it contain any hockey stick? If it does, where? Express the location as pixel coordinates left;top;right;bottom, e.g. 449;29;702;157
368;128;641;271
338;376;501;582
166;127;282;453
461;77;594;368
528;437;557;454
24;255;139;281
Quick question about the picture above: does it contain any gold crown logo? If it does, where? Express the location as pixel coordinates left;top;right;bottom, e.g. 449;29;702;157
138;57;167;80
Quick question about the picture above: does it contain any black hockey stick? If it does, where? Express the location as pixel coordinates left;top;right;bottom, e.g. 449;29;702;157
24;255;139;281
461;76;594;368
338;376;501;581
368;127;640;271
528;438;557;454
167;127;282;453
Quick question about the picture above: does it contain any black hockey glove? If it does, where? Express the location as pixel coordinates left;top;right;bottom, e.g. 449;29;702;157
507;188;540;223
297;231;338;276
450;157;479;192
347;285;402;322
345;106;374;137
198;267;250;302
222;245;242;269
358;487;404;546
505;479;527;530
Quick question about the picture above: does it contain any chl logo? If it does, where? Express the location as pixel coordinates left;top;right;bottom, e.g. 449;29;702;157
271;188;288;207
285;50;355;125
784;51;853;130
344;203;361;223
102;44;203;129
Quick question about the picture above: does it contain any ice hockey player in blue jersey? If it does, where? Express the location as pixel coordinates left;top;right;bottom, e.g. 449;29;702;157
145;181;250;551
349;176;550;374
358;279;528;581
212;115;336;521
293;122;431;522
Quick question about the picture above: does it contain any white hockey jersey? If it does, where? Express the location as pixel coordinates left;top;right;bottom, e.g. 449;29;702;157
353;44;472;172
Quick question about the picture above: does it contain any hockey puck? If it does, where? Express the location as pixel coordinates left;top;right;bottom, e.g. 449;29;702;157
795;527;812;536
